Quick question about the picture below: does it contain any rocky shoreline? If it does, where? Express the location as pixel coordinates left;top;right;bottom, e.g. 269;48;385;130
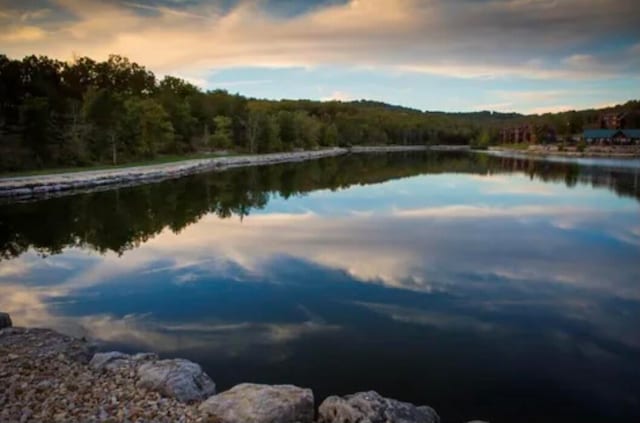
0;149;348;201
0;146;470;202
489;145;640;158
0;315;444;423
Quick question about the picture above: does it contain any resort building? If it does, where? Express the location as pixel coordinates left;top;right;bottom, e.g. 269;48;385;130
600;112;627;130
583;129;640;144
499;125;536;144
499;124;556;144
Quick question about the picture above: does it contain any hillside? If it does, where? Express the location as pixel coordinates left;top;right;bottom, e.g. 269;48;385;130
1;54;638;172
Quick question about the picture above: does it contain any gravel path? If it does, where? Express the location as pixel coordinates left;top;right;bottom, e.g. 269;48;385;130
0;328;207;423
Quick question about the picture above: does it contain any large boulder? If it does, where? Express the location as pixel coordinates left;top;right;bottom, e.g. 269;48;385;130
318;391;439;423
0;312;12;329
90;351;132;371
90;351;158;371
199;383;314;423
137;358;216;403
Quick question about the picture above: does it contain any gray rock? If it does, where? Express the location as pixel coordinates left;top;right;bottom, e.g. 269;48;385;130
90;351;159;372
0;312;12;329
318;391;439;423
132;352;159;362
90;351;131;371
137;358;216;403
199;383;314;423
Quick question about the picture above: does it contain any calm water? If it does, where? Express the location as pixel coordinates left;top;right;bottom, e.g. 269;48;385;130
1;152;639;423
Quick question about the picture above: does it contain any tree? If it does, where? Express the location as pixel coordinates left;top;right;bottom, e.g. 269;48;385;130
82;87;125;164
157;76;198;152
321;123;339;146
257;114;282;152
244;111;261;153
471;129;491;149
1;52;639;173
211;115;233;149
122;97;174;158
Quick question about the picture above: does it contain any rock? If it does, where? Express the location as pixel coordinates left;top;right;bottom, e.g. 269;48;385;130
132;352;159;362
90;351;159;372
0;312;12;329
137;358;216;403
90;351;131;371
317;391;439;423
199;383;314;423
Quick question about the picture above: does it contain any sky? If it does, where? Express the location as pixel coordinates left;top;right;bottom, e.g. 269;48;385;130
1;0;639;113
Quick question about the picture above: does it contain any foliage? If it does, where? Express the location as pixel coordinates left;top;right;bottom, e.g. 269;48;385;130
211;115;233;149
470;130;491;150
577;140;587;153
1;53;638;172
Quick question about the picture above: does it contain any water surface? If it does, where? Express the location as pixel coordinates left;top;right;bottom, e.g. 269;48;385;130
1;152;639;423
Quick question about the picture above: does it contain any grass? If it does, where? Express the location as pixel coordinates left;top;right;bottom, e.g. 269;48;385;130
0;152;234;178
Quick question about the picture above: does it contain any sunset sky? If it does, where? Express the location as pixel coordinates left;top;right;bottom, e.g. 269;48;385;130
1;0;639;113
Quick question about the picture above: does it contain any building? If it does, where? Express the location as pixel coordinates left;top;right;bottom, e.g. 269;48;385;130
499;124;556;144
499;125;536;144
600;112;627;130
583;129;640;144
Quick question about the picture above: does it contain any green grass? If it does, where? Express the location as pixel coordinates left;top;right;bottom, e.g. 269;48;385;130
0;152;235;178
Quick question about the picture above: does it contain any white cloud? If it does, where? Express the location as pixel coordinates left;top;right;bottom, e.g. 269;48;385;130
321;90;355;101
1;0;638;81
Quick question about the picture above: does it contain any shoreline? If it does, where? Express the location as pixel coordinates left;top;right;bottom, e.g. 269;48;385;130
488;145;640;159
0;146;468;202
0;149;347;201
0;318;443;423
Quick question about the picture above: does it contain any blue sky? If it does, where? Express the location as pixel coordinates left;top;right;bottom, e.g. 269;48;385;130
1;0;639;113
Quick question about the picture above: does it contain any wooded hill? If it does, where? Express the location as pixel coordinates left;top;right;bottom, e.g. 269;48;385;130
1;54;638;172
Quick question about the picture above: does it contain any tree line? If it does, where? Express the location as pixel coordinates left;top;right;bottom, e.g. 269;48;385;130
1;54;639;171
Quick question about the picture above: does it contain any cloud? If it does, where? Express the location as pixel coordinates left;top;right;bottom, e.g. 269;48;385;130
76;314;340;354
321;90;354;101
0;26;47;42
391;204;589;219
474;89;610;114
3;197;640;354
1;0;638;80
527;104;576;114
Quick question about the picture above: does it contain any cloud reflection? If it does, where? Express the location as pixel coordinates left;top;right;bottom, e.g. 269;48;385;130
1;171;639;358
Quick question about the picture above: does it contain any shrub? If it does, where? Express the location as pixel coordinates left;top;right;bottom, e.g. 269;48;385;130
577;140;587;153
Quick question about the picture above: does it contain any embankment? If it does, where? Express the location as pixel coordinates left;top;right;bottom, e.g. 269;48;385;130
0;146;469;201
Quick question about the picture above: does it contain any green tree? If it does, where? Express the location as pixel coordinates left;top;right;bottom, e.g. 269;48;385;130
257;114;282;152
122;97;174;158
82;87;125;164
321;123;339;146
211;115;233;149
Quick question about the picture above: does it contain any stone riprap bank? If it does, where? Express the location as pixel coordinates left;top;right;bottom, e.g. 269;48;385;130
0;317;441;423
0;149;348;201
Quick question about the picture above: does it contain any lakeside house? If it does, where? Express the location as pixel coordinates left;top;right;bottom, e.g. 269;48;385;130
583;129;640;144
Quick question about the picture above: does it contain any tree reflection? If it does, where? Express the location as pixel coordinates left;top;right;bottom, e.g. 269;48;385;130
1;152;638;259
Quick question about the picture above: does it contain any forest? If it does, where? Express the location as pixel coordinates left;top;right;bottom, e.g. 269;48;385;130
1;54;639;172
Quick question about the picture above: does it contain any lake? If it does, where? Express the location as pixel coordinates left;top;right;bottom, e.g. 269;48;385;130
1;151;639;422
